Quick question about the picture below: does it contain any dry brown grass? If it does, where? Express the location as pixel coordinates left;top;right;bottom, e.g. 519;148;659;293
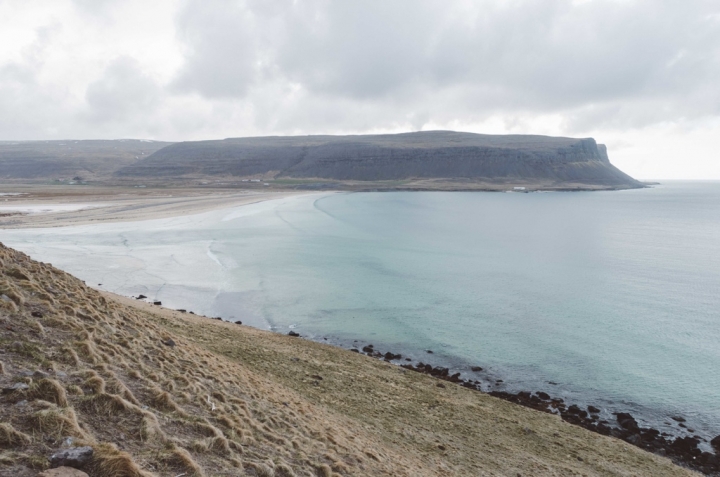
166;445;205;476
32;378;69;407
0;242;699;477
88;442;154;477
0;422;32;447
31;404;91;441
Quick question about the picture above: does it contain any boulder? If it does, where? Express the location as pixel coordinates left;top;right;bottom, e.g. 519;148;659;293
288;331;300;337
616;412;639;431
710;435;720;452
2;382;29;393
38;467;89;477
49;446;93;468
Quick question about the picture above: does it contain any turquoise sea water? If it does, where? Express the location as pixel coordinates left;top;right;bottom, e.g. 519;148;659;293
3;182;720;443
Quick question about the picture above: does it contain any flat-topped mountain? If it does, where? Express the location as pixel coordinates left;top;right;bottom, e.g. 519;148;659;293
115;131;641;188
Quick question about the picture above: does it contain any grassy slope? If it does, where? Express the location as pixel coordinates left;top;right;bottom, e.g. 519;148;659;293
0;243;696;476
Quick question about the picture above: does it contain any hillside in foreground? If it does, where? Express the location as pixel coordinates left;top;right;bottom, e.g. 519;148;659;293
0;243;695;476
115;131;642;189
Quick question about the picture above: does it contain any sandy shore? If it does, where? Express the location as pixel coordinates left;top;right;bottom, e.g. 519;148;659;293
0;184;311;229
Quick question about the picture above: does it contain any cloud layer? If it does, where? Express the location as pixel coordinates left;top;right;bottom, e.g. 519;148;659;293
1;0;719;178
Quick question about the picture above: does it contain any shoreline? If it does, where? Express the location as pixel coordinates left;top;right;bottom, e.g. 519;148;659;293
0;185;315;229
112;290;720;475
2;184;718;474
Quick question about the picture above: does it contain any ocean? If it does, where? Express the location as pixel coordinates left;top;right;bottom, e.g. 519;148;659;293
3;182;719;445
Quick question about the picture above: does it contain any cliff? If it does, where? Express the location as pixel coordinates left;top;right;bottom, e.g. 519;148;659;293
115;131;641;188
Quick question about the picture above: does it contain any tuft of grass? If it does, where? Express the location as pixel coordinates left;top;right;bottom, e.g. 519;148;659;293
32;405;91;441
24;453;50;470
0;422;32;447
166;445;205;477
275;463;296;476
32;378;69;407
151;389;188;416
88;442;154;477
83;374;106;394
80;393;137;416
139;412;166;443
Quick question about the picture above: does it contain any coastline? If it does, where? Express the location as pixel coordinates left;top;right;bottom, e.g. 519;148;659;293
2;184;718;474
110;288;718;474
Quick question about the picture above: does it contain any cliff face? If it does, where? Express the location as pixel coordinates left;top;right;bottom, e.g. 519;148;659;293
116;131;641;188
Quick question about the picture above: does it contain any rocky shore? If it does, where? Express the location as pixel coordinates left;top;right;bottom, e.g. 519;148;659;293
340;341;720;475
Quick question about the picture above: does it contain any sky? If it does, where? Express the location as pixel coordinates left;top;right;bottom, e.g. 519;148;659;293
1;0;719;179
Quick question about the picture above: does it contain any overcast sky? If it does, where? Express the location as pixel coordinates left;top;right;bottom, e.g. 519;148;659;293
1;0;719;179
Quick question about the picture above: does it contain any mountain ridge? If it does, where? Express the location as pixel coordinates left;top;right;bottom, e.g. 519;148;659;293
115;131;642;188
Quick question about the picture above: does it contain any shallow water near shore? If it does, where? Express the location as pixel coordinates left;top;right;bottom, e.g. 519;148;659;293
3;182;720;445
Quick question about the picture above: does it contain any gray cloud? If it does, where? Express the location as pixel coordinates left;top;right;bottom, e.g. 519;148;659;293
0;0;719;154
169;0;720;132
84;57;162;123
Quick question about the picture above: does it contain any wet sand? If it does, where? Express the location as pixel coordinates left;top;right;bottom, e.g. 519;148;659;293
0;184;310;229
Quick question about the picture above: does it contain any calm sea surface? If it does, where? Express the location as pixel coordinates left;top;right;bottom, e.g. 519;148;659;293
3;182;720;442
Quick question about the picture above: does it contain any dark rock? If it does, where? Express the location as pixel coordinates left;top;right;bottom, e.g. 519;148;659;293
384;352;402;360
162;338;176;347
711;435;720;452
587;405;601;414
153;301;162;305
405;358;411;361
50;446;94;468
671;415;686;423
31;311;43;318
536;392;551;400
362;345;374;353
234;320;242;325
670;436;700;456
189;311;195;314
136;295;147;299
177;309;186;313
2;382;29;393
310;375;323;380
436;383;446;388
616;412;639;431
350;349;359;353
426;350;433;354
288;331;300;337
470;366;483;372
